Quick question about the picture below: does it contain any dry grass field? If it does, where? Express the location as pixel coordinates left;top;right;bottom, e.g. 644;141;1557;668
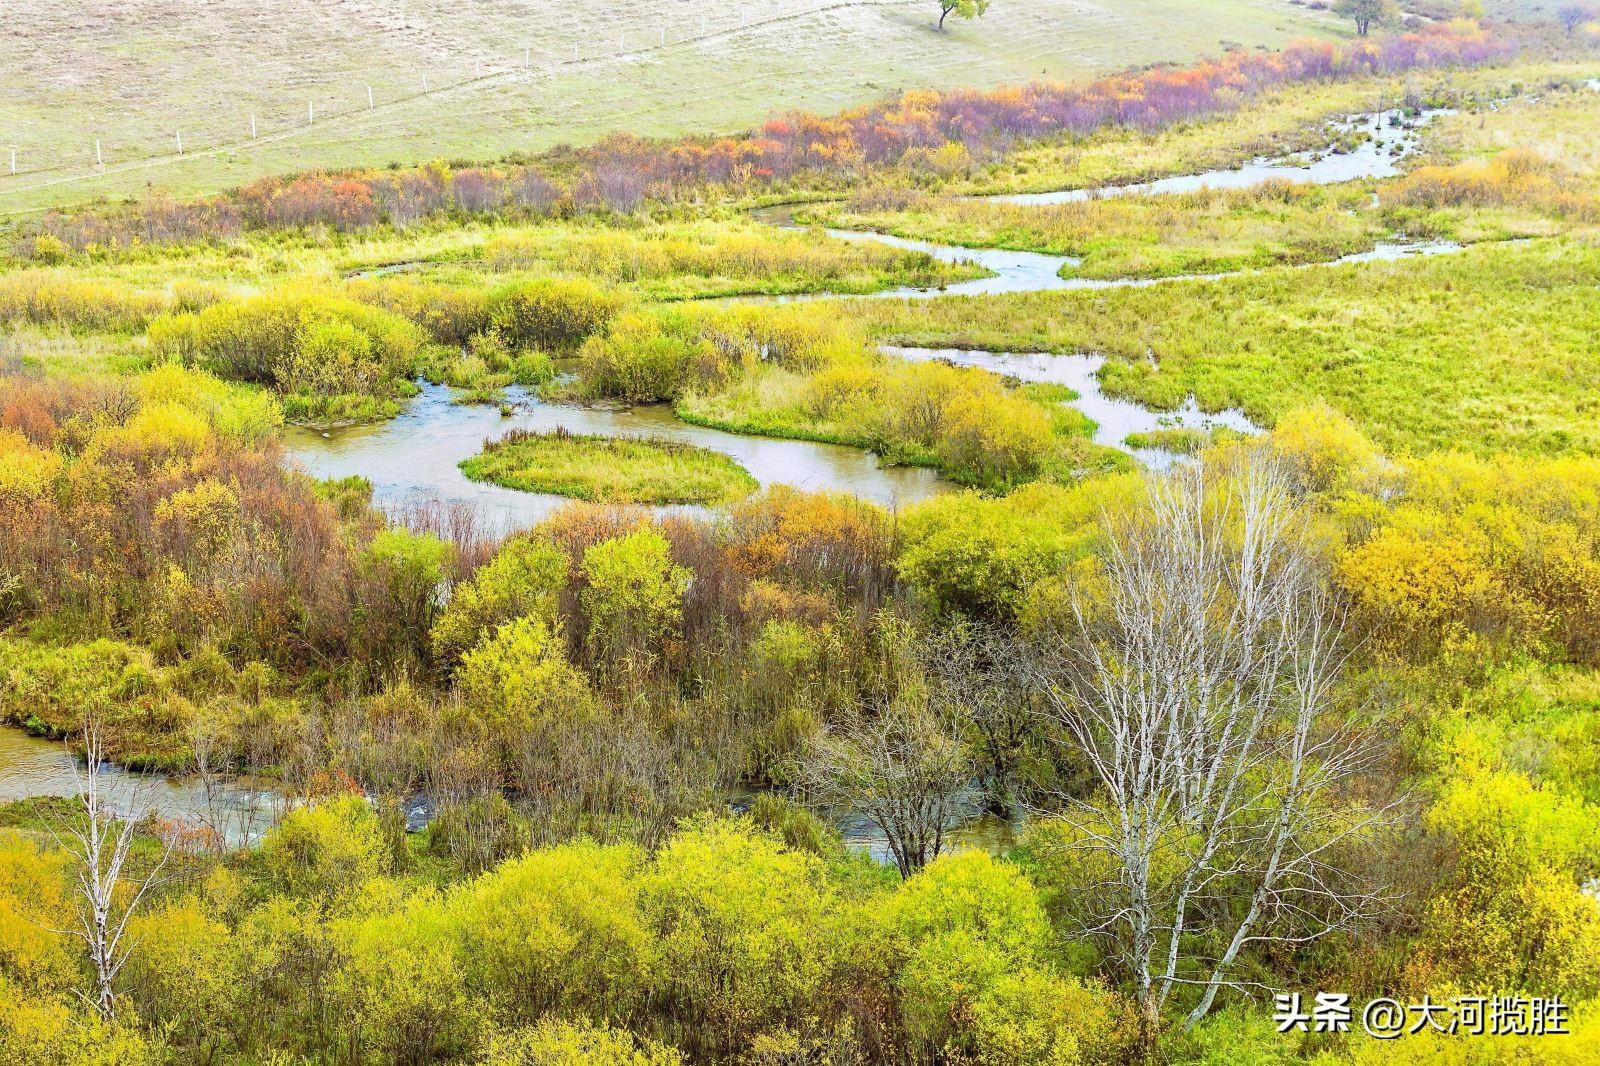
0;0;1345;213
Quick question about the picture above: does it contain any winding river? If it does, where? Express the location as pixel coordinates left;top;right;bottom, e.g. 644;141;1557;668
283;382;947;532
288;103;1468;525
3;103;1488;848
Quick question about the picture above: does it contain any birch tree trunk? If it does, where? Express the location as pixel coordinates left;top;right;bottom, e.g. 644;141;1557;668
1034;451;1390;1037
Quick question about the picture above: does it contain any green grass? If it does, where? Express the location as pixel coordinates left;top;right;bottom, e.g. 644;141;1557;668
378;217;987;299
1122;426;1214;452
843;235;1600;457
0;0;1345;214
459;428;759;505
0;215;985;301
800;183;1392;279
1417;81;1600;193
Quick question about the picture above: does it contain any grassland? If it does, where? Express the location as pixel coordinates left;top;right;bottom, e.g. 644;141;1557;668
459;429;759;504
1417;80;1600;191
843;236;1600;456
0;215;983;302
366;218;986;299
0;0;1344;214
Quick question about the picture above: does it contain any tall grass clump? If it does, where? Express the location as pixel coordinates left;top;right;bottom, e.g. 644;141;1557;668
460;428;759;506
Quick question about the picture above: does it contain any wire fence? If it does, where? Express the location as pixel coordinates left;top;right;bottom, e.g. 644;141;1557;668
0;1;905;201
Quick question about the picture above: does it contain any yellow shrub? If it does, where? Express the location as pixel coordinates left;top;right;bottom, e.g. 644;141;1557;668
94;401;213;458
0;429;63;502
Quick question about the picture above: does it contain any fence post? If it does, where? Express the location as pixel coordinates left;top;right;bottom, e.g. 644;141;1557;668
368;85;375;108
96;139;102;166
251;114;258;139
423;72;429;92
524;45;531;68
9;147;15;175
176;130;183;154
308;100;314;124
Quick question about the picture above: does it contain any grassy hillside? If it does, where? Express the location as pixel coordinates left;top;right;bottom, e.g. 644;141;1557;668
0;0;1342;213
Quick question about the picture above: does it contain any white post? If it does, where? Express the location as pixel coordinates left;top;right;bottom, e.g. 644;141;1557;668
9;147;15;175
96;139;102;166
524;45;530;67
701;17;707;36
422;72;429;91
660;28;665;47
251;113;258;139
368;85;374;108
573;42;579;62
619;34;624;52
475;59;481;78
176;130;183;154
308;100;314;123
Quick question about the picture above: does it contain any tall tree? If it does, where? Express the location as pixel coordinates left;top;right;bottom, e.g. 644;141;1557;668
1034;454;1390;1039
1338;0;1396;36
938;0;991;32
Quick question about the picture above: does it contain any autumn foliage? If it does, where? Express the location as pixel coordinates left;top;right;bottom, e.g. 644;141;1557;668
17;26;1510;256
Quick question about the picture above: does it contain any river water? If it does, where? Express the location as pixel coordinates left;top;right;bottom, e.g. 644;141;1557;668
984;107;1450;205
282;382;947;532
0;728;285;846
884;346;1260;469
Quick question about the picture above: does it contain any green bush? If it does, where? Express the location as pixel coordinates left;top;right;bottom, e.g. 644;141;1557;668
488;277;624;353
258;795;388;901
432;536;570;671
450;840;654;1025
148;288;426;404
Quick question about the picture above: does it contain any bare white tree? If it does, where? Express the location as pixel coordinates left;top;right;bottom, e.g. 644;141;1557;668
1034;453;1390;1037
49;720;172;1021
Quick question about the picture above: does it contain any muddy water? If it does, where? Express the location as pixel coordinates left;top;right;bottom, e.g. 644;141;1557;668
282;382;947;530
0;728;285;846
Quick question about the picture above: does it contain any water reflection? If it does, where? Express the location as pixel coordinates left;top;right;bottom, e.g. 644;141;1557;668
282;382;948;531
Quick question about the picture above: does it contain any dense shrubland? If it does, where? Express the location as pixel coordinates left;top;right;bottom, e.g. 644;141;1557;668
6;356;1600;1059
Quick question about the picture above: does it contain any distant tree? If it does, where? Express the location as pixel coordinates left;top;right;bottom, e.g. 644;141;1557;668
1558;4;1595;35
938;0;991;32
1338;0;1397;35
